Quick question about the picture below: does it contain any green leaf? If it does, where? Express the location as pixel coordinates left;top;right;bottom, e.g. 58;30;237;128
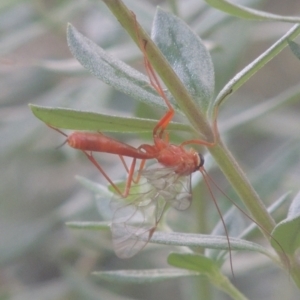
66;23;172;109
66;221;110;230
205;0;300;23
215;24;300;108
152;8;214;113
168;253;219;274
93;268;198;283
288;40;300;60
271;191;300;254
29;104;190;133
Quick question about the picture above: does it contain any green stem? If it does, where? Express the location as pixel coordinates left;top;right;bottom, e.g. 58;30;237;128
197;278;212;300
209;140;276;234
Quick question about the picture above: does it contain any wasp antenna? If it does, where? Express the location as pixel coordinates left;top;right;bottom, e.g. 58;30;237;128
55;139;69;149
201;167;291;272
47;125;69;150
199;166;235;278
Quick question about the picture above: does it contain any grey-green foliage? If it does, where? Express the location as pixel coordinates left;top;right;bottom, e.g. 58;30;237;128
2;0;300;299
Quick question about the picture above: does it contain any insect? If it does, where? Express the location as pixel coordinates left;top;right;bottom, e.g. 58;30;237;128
51;68;217;259
50;33;226;261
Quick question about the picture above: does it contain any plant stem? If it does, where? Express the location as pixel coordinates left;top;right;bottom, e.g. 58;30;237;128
209;140;276;234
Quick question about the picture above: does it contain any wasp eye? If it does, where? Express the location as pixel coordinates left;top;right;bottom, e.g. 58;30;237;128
197;153;205;168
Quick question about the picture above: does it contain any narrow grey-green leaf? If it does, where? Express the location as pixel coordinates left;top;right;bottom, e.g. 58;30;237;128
93;269;198;283
152;8;214;113
205;0;300;23
66;221;110;230
215;24;300;108
287;191;300;219
271;191;300;254
67;24;170;109
288;40;300;60
29;104;190;133
145;231;274;259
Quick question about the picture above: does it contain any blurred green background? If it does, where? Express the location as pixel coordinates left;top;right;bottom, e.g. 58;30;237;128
1;0;300;299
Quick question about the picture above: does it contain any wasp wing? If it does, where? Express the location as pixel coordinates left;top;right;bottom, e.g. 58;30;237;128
142;166;192;211
110;165;192;258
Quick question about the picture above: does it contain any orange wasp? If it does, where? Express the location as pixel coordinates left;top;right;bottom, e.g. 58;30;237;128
52;67;217;259
51;20;228;261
